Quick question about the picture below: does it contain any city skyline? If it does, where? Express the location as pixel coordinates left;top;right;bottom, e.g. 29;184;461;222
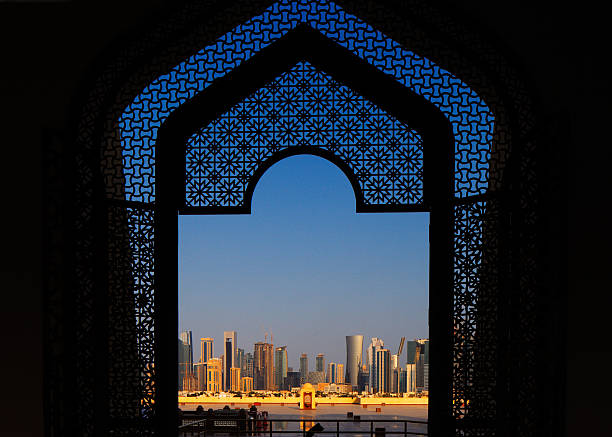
179;156;429;368
178;328;429;394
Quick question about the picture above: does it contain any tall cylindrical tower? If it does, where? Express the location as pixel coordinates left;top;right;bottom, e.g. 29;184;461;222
345;335;364;389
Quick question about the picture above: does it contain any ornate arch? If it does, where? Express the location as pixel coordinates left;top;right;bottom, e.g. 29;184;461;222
46;1;546;436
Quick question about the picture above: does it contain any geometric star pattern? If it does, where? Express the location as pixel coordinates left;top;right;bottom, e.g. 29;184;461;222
119;0;494;204
185;61;423;208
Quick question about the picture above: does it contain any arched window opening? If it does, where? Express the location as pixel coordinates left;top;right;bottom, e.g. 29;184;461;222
60;0;545;436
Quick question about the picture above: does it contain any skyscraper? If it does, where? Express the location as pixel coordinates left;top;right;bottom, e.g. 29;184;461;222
237;348;244;371
274;346;288;390
375;348;390;393
206;358;222;393
223;331;237;391
405;340;418;365
230;367;241;392
200;337;213;364
316;353;325;373
406;363;416;393
391;353;399;393
178;331;194;391
254;342;274;390
180;330;193;367
244;352;254;378
326;362;337;383
336;364;345;384
346;335;363;389
406;339;428;392
299;353;308;384
416;339;429;392
367;338;384;393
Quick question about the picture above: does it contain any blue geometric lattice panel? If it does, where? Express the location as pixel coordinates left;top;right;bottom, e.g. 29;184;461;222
185;62;423;208
119;0;494;204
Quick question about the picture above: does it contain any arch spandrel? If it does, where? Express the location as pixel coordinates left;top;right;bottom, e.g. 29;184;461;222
182;61;425;212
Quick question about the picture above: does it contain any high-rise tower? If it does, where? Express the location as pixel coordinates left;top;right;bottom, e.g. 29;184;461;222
254;342;274;390
178;331;193;391
223;331;237;391
367;337;384;393
375;348;390;393
299;354;308;384
200;337;213;364
345;335;364;389
326;362;337;383
274;346;288;390
316;353;325;373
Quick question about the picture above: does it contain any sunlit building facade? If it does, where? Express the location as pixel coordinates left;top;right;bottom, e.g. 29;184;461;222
326;362;336;383
206;358;222;393
200;337;213;364
406;363;416;393
367;337;384;393
345;335;363;389
241;376;253;393
230;367;241;392
274;346;288;390
254;342;274;390
375;348;390;393
336;364;345;384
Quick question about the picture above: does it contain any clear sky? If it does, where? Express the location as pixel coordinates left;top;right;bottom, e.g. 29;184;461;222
179;155;429;369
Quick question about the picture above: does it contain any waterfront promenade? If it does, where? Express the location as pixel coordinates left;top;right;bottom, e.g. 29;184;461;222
179;395;428;406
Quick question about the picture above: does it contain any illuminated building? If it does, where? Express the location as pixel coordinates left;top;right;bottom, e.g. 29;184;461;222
230;367;241;392
326;362;336;383
391;353;399;393
254;342;274;390
336;364;345;384
375;348;390;393
206;358;222;393
367;337;384;393
241;376;253;393
345;335;363;389
406;363;416;393
200;337;213;364
274;346;288;390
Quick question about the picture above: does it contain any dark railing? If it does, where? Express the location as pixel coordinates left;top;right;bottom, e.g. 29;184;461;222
179;418;428;437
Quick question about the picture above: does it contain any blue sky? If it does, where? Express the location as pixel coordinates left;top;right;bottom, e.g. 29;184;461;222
179;155;429;369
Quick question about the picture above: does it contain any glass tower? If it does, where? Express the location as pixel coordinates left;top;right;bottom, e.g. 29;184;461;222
345;335;364;389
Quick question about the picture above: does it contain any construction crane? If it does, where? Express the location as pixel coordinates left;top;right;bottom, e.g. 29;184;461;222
397;337;406;356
